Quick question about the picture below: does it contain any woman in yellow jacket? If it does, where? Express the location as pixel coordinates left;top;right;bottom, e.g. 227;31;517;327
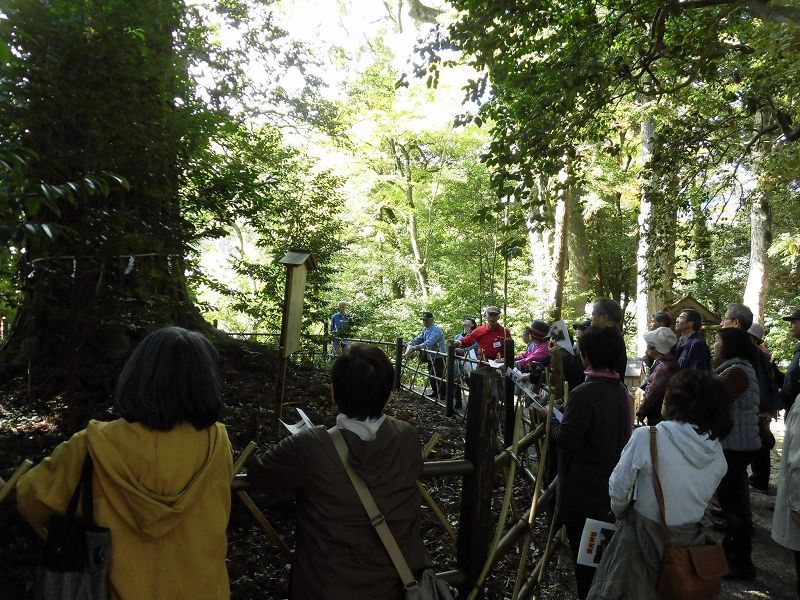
17;327;234;600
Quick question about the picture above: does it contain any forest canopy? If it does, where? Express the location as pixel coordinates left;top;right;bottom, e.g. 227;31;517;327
0;0;798;404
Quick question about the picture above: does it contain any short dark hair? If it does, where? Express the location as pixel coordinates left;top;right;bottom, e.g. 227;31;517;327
593;297;623;325
680;309;703;332
716;326;756;364
663;370;733;440
725;303;753;331
579;326;624;370
115;327;222;431
464;318;477;331
652;312;672;328
332;345;394;419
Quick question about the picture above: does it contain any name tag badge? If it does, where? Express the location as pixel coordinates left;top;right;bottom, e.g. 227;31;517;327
493;340;502;348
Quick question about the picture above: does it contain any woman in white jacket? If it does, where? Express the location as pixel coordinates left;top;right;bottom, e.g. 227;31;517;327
588;369;733;599
772;391;800;598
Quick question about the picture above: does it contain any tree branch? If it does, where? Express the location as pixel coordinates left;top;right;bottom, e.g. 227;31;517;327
674;0;737;9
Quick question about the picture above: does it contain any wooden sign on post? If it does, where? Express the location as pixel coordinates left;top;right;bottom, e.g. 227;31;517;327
274;249;316;431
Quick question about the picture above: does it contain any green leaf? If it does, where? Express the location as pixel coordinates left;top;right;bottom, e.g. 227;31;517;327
0;40;10;65
26;195;41;215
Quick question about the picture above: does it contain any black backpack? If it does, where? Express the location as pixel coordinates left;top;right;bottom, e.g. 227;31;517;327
753;349;781;413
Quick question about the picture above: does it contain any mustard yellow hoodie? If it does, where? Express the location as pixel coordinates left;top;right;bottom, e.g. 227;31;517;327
17;419;234;600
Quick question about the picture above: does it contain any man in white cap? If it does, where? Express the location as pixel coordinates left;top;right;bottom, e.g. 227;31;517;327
452;306;513;361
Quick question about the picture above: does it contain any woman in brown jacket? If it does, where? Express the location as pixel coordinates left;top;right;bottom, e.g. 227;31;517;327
246;345;430;599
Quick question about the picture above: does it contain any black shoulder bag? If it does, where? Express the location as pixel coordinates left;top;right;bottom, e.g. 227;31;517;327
36;454;111;600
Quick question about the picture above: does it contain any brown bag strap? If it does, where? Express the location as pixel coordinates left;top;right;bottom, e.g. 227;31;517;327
649;426;671;540
328;427;420;592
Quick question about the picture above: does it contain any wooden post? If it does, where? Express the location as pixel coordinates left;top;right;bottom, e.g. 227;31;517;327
273;352;288;432
503;337;515;449
322;320;329;360
445;344;456;416
456;367;496;599
273;250;315;431
394;337;403;389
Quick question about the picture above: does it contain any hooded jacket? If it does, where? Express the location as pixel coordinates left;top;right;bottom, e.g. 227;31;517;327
609;420;727;526
17;419;234;600
773;398;800;551
246;417;430;600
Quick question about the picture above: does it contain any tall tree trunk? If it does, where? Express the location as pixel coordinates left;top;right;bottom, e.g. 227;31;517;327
743;194;771;324
527;175;552;307
392;140;429;300
407;211;429;300
743;111;772;325
550;150;575;320
659;212;677;307
0;0;214;405
636;119;677;355
636;116;659;355
569;198;591;316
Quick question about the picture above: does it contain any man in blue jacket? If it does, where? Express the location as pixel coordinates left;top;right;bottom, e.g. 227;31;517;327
675;308;711;370
407;311;446;400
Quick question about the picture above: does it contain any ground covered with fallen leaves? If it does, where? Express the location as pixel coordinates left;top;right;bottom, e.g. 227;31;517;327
1;353;796;599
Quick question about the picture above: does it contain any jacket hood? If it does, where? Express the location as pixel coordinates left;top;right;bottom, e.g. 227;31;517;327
85;419;230;539
658;420;720;469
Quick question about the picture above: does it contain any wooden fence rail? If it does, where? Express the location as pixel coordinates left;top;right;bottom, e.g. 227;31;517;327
223;329;562;598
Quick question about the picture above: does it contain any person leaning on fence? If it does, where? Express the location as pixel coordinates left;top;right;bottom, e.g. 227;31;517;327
453;318;478;409
245;345;431;600
514;319;551;373
454;317;478;363
16;327;235;599
587;369;732;600
451;305;512;361
406;311;446;400
548;325;630;600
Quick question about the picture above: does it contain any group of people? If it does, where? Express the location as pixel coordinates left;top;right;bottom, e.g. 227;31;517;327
551;300;800;599
14;328;430;599
10;295;800;600
400;295;800;598
404;305;513;407
635;304;800;583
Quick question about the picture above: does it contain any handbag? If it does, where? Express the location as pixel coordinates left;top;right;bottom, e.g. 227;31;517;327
328;428;454;600
649;427;728;600
36;454;111;600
